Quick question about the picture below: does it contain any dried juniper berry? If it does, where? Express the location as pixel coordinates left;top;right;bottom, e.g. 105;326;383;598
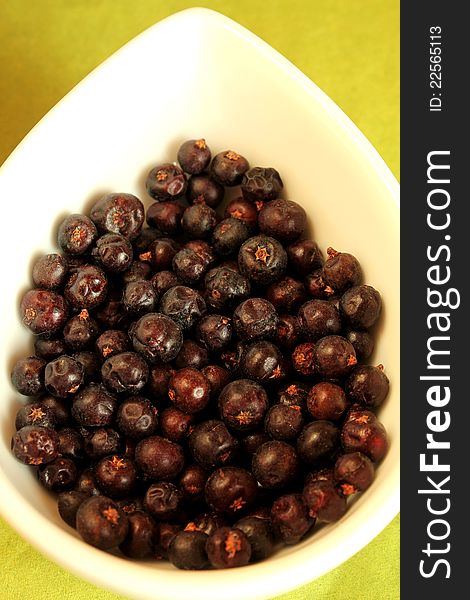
178;138;212;174
224;196;258;230
204;266;251;310
159;286;206;332
189;420;239;470
196;314;232;352
57;214;97;255
146;200;185;236
15;401;56;430
218;379;269;432
179;464;208;500
275;314;301;350
313;335;357;379
334;452;375;496
63;310;100;351
233;297;278;342
258;199;307;243
205;466;258;516
201;365;231;399
174;339;209;370
135;436;185;480
122;279;157;314
119;511;158;559
146;163;187;200
157;523;182;559
95;329;129;361
95;237;133;274
296;421;339;465
76;495;128;549
64;264;108;309
238;235;288;285
252;441;299;490
298;299;342;341
37;394;70;427
241;340;285;383
184;239;217;268
57;427;84;460
139;237;180;271
287;240;324;276
145;364;174;399
83;428;122;460
74;467;101;495
341;410;388;462
144;481;183;520
95;455;138;498
266;277;307;313
234;515;275;562
187;173;225;208
44;355;84;398
206;526;251;568
11;356;46;396
32;253;68;289
322;247;362;294
116;396;158;439
131;312;183;363
241;431;271;461
211;218;250;257
345;329;375;361
38;457;78;492
172;248;208;285
307;382;348;421
71;383;117;427
270;493;314;544
340;284;382;330
264;404;304;441
346;364;389;408
291;342;316;376
185;513;229;537
90;193;145;240
94;290;128;330
181;204;219;239
241;166;283;203
302;479;347;523
34;337;68;362
132;226;161;254
304;269;335;299
168;367;211;414
277;381;310;411
168;530;210;570
210;150;249;186
151;270;180;297
57;490;88;528
71;350;99;382
11;425;59;465
101;351;149;394
20;289;68;335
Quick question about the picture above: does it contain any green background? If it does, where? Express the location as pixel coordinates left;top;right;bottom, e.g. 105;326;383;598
0;1;399;599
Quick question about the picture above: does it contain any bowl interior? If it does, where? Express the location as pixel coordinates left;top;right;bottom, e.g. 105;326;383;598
0;8;399;600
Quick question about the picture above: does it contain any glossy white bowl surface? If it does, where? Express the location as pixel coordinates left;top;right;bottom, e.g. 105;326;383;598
0;8;399;600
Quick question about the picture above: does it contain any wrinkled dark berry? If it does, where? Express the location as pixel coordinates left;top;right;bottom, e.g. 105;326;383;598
234;515;275;562
20;289;68;335
144;481;183;520
275;314;301;350
238;235;287;286
298;299;342;341
241;340;285;383
270;493;314;544
224;196;258;229
179;464;208;500
204;266;251;310
322;248;362;294
291;342;317;376
32;253;68;289
346;364;389;408
145;364;174;399
71;383;117;427
11;356;46;396
341;411;388;462
345;329;375;361
95;329;129;361
58;490;88;527
146;200;185;236
72;350;100;382
218;379;269;431
302;479;347;523
139;237;180;271
187;173;224;208
64;264;108;309
11;425;59;465
34;337;68;362
44;355;84;398
169;530;210;570
101;351;149;394
94;291;128;330
211;218;250;257
201;365;231;400
334;452;375;495
57;427;84;460
122;279;157;314
38;457;78;492
151;270;180;296
210;150;249;186
178;138;212;174
159;286;206;332
95;455;138;498
233;298;278;342
135;436;185;480
266;277;307;313
340;284;382;329
296;421;339;465
189;420;239;470
57;214;97;255
196;314;232;352
277;382;310;411
15;401;56;430
252;441;299;490
174;339;209;370
264;404;304;441
116;396;158;439
92;233;133;273
287;240;323;276
206;527;251;568
90;193;145;240
146;163;187;200
258;199;307;243
313;335;357;379
305;269;335;299
76;495;128;549
63;310;100;351
132;227;161;254
119;511;158;558
132;312;183;364
181;204;219;239
172;248;208;285
307;382;348;421
83;427;122;460
241;167;283;203
37;395;70;427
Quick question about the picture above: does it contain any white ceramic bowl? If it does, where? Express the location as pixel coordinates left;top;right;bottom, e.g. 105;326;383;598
0;8;399;600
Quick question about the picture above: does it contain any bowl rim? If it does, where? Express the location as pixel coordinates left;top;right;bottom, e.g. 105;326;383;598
0;7;400;600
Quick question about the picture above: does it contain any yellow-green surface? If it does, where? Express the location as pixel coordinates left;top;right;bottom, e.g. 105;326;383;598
0;1;399;599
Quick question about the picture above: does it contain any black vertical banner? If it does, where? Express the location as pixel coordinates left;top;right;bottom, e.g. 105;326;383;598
401;4;466;599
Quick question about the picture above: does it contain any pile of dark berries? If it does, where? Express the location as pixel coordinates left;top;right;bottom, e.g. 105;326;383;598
11;138;389;569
